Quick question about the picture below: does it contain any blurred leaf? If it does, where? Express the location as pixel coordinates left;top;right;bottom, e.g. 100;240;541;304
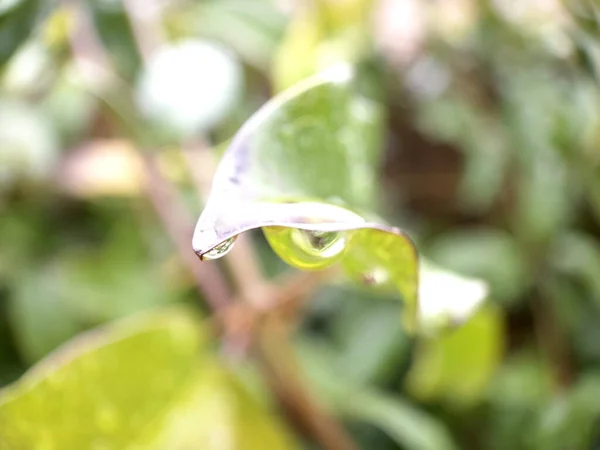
0;99;59;188
332;298;410;385
533;373;600;450
0;0;48;66
58;220;177;322
418;261;489;332
344;390;458;450
87;0;140;80
272;1;371;92
1;40;52;94
143;361;296;450
8;265;83;364
271;9;321;92
405;305;504;406
41;69;97;144
486;353;553;450
416;97;508;212
0;307;206;449
550;232;600;307
427;229;528;305
195;0;286;69
503;71;575;243
297;340;458;450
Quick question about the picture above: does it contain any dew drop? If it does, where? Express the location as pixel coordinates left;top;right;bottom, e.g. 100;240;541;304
201;237;236;260
264;227;350;270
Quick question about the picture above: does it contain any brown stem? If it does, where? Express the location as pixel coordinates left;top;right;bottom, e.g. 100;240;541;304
530;291;573;390
142;155;232;311
257;321;359;450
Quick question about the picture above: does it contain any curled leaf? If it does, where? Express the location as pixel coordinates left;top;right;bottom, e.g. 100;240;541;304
192;65;419;329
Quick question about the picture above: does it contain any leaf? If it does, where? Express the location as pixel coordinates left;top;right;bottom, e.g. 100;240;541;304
142;361;296;450
427;229;527;306
297;340;458;450
0;0;47;66
532;374;600;450
343;390;458;450
196;0;287;70
8;266;83;364
418;261;489;333
332;298;410;385
192;66;421;328
87;0;141;80
405;305;505;406
0;307;206;449
271;0;373;91
0;99;59;188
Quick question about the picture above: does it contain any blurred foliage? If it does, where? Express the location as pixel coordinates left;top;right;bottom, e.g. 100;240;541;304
1;0;600;449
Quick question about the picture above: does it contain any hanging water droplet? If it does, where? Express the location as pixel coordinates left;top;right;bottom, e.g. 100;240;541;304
263;227;350;270
201;236;236;260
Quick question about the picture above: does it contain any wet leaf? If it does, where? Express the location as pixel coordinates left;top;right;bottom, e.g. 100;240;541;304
0;307;206;449
192;66;420;328
405;305;504;406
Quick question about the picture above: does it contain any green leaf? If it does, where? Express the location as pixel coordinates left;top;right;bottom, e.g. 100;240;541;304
405;305;505;406
196;0;286;70
532;374;600;450
342;390;458;450
418;261;489;332
297;340;458;450
87;0;141;80
427;229;528;306
142;361;296;450
0;307;206;449
271;0;373;91
8;266;83;364
0;0;47;66
192;66;421;328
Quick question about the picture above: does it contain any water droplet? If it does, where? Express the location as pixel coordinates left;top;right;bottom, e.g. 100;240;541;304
201;237;236;260
264;227;350;270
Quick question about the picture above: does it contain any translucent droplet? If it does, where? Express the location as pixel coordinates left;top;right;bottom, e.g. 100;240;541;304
201;237;236;260
263;227;350;270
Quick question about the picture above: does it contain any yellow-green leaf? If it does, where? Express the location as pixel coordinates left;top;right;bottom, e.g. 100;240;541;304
405;305;505;406
0;307;206;450
142;361;296;450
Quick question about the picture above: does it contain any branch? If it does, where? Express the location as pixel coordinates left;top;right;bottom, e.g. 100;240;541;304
257;321;359;450
142;155;232;311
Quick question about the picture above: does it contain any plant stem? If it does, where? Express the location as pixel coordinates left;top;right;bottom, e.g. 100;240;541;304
257;321;359;450
143;155;232;311
530;290;573;390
